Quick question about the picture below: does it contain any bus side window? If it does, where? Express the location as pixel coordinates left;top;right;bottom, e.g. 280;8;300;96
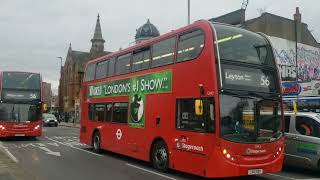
115;53;131;75
132;47;151;72
151;37;175;68
107;58;116;77
177;29;204;62
176;98;214;132
112;102;128;124
88;104;94;120
105;103;112;122
94;104;105;122
84;63;96;81
96;60;108;79
209;102;215;133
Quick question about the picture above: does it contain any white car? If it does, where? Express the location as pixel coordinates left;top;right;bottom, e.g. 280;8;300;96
284;112;320;170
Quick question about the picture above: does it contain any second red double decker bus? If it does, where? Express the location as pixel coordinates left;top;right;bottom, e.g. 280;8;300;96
0;71;43;138
80;20;284;178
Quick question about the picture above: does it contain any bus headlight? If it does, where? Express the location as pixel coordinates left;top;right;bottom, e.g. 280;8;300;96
34;125;40;130
274;146;283;158
0;125;5;130
222;148;236;162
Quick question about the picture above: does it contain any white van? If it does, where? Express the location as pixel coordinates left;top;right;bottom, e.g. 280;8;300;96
284;112;320;170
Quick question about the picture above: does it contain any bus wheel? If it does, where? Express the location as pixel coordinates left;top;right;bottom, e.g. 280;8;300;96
92;131;101;153
151;141;169;172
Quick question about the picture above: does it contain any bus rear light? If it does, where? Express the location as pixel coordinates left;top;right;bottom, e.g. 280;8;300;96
0;125;5;130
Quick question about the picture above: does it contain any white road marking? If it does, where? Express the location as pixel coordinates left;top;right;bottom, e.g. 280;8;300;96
47;142;59;147
38;146;61;157
45;136;103;157
266;173;299;180
126;163;177;180
0;141;18;163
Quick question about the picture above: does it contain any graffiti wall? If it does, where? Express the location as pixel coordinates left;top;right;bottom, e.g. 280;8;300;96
268;36;320;96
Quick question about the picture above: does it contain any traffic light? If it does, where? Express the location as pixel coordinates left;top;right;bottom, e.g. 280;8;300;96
43;103;48;112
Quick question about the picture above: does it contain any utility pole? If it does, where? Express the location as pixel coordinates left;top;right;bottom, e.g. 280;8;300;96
56;56;63;122
57;57;62;68
188;0;190;24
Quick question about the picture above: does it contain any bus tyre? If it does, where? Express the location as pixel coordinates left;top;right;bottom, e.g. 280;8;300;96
151;141;169;172
92;131;101;153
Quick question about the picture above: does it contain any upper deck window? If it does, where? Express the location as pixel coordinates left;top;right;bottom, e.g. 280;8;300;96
115;53;131;75
96;60;108;79
2;72;41;90
213;24;274;66
177;29;204;62
84;63;96;81
132;47;151;72
107;58;115;77
151;37;175;68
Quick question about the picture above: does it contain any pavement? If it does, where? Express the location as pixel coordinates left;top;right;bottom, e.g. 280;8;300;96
0;126;319;180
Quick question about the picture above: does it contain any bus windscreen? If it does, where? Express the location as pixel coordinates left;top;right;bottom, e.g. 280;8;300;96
219;94;282;143
214;23;274;66
0;103;41;123
2;72;41;90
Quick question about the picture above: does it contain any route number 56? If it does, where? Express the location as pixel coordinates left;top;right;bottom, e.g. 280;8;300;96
260;76;270;87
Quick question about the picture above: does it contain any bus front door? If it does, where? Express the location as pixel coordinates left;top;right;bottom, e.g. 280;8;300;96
172;98;215;175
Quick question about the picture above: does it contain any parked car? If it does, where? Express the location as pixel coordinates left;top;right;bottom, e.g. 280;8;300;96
42;113;58;127
284;112;320;170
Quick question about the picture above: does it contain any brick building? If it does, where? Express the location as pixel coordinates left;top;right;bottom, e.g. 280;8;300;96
42;81;52;109
58;14;111;118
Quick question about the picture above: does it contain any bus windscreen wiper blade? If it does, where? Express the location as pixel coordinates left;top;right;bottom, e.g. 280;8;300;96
247;92;277;100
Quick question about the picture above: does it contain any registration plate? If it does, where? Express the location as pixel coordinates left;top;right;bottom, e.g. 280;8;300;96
248;169;263;175
15;134;25;137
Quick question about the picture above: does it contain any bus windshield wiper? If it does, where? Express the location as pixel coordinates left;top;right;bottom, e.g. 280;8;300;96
247;92;278;100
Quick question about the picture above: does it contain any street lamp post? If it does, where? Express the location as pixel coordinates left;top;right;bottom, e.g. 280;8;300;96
56;56;63;122
57;57;62;68
188;0;190;25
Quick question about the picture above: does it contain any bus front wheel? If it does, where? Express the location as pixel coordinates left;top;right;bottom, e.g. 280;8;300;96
92;131;101;153
151;141;169;172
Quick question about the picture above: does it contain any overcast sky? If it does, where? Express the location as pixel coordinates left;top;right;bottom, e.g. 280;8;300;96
1;0;319;94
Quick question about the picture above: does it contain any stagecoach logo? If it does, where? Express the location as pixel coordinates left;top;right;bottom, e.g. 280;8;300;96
175;138;204;152
88;70;172;129
245;148;266;155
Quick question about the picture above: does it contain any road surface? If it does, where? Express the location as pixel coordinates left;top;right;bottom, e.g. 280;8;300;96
0;126;319;180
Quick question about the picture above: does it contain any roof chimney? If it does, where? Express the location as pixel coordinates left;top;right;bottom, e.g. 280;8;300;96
294;7;301;22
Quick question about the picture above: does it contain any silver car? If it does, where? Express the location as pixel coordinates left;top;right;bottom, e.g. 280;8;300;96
284;112;320;170
42;113;58;127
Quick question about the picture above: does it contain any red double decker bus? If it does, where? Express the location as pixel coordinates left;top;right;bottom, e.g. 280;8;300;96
0;71;42;138
80;20;284;178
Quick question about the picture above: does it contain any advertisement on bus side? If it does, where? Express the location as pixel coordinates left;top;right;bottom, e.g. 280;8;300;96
87;70;172;128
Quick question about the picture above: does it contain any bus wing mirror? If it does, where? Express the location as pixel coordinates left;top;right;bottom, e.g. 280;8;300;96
195;99;203;116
